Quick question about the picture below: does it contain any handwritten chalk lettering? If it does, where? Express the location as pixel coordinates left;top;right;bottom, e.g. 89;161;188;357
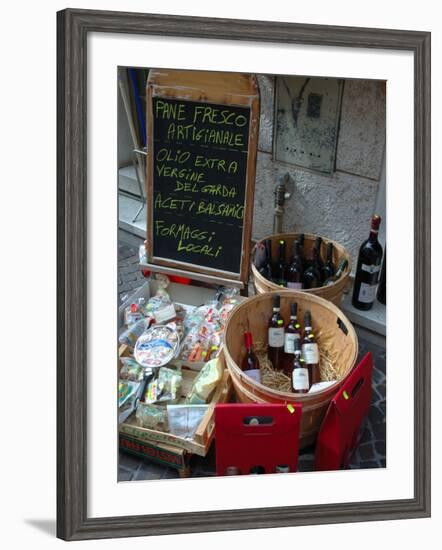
156;164;205;183
177;239;223;258
196;200;244;220
156;148;191;164
194;156;238;174
167;123;245;149
154;193;195;212
174;181;199;193
200;184;237;198
155;100;187;121
192;105;248;128
155;220;213;242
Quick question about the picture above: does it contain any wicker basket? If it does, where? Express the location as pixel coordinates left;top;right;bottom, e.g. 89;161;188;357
251;233;351;306
223;290;358;448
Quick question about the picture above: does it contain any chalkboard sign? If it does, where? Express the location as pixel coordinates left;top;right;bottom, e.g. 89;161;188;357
146;70;260;285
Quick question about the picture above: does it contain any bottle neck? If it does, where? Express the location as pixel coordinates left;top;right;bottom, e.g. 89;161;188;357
369;229;379;242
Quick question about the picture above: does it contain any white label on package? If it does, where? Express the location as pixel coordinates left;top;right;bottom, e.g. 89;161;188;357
152;303;176;323
245;369;261;383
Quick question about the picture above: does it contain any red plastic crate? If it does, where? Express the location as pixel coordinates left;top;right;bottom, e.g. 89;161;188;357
315;352;374;471
215;403;302;476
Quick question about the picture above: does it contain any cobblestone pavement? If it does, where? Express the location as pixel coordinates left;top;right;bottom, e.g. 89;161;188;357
118;243;386;481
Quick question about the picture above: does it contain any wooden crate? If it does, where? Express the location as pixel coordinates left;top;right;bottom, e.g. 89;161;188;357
119;351;233;457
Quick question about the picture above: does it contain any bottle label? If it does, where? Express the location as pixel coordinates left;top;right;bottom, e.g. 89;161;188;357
361;263;381;274
284;332;300;353
358;282;378;304
293;368;310;391
287;282;302;289
245;368;261;383
302;342;319;364
268;327;284;348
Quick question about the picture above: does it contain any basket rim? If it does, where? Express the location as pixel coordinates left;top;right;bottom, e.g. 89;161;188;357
223;289;359;401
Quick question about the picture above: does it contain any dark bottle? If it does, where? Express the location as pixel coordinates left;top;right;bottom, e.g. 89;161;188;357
268;294;285;370
258;239;273;281
291;339;310;393
287;240;304;289
377;249;386;305
324;258;349;286
352;215;383;311
282;302;302;375
301;311;320;386
241;332;260;383
273;240;287;286
298;233;305;260
321;242;335;282
303;244;322;289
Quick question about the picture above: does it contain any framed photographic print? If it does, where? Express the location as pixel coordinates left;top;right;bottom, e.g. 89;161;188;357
57;8;431;541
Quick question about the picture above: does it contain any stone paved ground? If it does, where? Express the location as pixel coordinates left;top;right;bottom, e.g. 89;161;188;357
118;242;386;481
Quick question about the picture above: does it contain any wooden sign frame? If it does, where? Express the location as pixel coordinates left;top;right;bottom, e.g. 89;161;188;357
145;69;260;288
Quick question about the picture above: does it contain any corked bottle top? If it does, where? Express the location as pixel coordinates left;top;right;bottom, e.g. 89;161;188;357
371;214;382;231
290;302;298;317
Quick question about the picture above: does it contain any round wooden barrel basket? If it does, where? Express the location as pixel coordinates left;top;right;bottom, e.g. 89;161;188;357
223;290;359;449
251;233;352;306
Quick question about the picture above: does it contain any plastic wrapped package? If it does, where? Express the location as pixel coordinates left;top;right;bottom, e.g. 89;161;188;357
134;325;180;368
144;366;183;404
167;404;209;439
136;403;168;431
119;317;153;347
186;357;224;404
119;357;144;382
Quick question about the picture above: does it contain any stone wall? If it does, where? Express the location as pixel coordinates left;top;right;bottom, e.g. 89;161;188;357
252;75;386;267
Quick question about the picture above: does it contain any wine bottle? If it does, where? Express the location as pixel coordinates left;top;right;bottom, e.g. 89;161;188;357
302;244;322;289
242;332;260;383
324;257;348;286
321;242;335;281
314;237;325;280
377;248;386;305
258;239;273;281
301;311;320;385
352;215;383;310
283;302;301;375
273;239;287;287
292;338;310;393
268;294;285;370
286;240;304;289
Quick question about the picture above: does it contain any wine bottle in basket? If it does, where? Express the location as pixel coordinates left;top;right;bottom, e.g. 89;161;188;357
352;215;383;310
258;239;273;281
273;239;288;286
283;302;301;375
324;257;348;286
242;332;260;383
322;242;336;282
303;242;322;289
287;240;304;289
301;311;320;385
292;338;310;393
268;294;285;370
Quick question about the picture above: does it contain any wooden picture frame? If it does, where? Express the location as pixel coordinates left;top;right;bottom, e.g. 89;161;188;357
57;8;431;541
